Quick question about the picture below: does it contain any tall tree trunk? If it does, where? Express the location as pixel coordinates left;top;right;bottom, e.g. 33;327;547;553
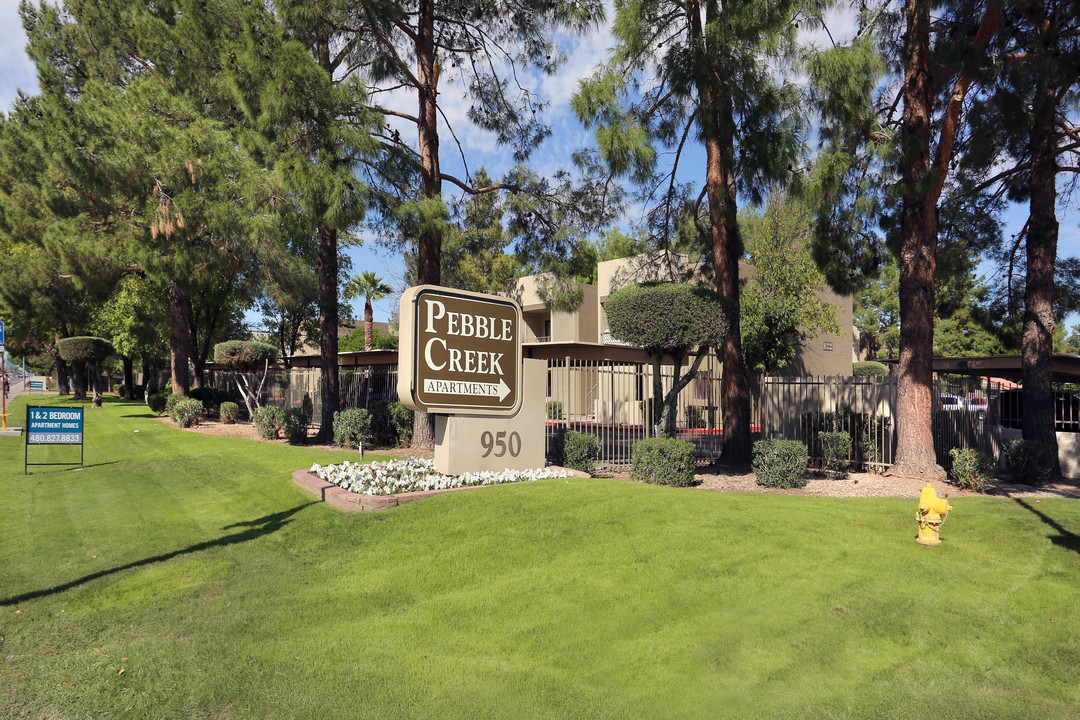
1021;72;1061;480
692;0;751;466
122;356;134;400
71;360;88;401
893;0;944;479
91;362;103;408
314;221;340;443
169;282;191;396
365;299;374;351
411;2;440;449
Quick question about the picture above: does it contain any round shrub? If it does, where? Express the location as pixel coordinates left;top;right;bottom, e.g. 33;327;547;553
546;400;564;420
333;408;372;448
604;282;728;354
219;402;240;425
752;439;808;489
819;431;851;478
171;397;204;428
949;447;995;492
213;340;279;368
165;393;183;415
631;437;696;486
1002;439;1054;485
253;405;285;440
147;391;169;415
853;361;889;377
556;429;599;474
283;407;310;445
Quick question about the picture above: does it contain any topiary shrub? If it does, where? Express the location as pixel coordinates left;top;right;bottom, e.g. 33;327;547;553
283;407;310;445
57;336;114;405
1002;439;1054;485
148;391;169;415
555;429;599;474
253;405;285;440
546;400;564;420
631;438;696;486
819;431;851;478
853;361;890;377
752;439;808;489
949;447;995;492
219;402;240;425
333;408;372;449
171;397;204;428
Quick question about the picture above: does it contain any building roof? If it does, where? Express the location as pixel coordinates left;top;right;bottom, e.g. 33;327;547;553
880;355;1080;383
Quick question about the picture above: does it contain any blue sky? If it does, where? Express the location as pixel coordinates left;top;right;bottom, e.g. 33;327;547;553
1;0;1076;330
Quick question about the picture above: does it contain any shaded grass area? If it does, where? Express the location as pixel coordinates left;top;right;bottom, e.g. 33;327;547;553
2;396;1079;718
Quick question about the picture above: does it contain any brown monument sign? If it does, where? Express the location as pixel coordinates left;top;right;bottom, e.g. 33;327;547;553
398;286;522;416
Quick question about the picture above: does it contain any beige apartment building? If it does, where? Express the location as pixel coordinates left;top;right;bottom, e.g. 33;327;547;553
504;251;857;427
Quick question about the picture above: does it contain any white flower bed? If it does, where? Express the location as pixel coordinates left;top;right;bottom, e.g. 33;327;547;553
309;457;573;496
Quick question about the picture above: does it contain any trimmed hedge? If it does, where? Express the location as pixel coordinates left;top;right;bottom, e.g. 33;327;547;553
333;408;372;449
253;406;285;440
219;402;240;424
555;429;599;474
57;336;114;363
171;398;204;428
604;282;728;354
1002;439;1054;485
752;439;808;489
148;392;169;415
949;447;995;492
631;438;696;487
852;361;889;377
213;340;279;369
546;400;564;420
283;408;310;445
370;401;413;447
819;431;851;478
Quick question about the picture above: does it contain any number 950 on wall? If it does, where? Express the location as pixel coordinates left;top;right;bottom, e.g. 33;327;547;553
480;430;521;458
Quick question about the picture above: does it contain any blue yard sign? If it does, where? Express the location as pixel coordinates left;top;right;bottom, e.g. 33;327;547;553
0;319;5;345
25;405;84;473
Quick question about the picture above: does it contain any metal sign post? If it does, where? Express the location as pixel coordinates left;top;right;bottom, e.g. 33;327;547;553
25;405;85;474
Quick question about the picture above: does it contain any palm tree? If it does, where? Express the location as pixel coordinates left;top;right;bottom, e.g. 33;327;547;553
343;271;393;351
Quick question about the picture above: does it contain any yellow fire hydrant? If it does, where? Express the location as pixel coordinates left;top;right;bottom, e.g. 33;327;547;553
916;484;952;546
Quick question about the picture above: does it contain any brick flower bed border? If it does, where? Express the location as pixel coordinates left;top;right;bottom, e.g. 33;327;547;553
293;467;588;512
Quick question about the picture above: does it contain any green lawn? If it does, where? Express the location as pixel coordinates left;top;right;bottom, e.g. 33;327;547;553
2;396;1079;719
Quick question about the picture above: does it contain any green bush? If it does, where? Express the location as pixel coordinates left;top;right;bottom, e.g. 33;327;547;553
819;431;851;478
171;398;204;428
333;408;372;448
752;439;808;489
852;361;890;377
283;408;310;445
188;387;221;411
684;405;705;429
147;391;169;415
56;336;114;364
253;406;285;440
949;447;995;492
556;429;599;474
631;438;696;486
219;402;240;425
369;400;413;447
165;393;183;416
1002;439;1055;485
213;340;279;368
546;400;564;420
802;410;891;470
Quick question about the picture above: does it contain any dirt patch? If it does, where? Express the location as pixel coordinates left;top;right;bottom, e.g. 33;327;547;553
597;465;1080;500
158;417;1075;498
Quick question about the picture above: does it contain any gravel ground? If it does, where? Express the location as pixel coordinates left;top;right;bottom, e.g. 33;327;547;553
167;418;1078;499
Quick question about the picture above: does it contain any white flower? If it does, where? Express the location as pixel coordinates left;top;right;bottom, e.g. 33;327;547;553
308;458;572;496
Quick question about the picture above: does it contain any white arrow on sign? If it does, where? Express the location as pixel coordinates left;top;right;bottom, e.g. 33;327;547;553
423;377;511;401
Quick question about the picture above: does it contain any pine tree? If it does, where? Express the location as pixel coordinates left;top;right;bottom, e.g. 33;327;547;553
573;0;809;464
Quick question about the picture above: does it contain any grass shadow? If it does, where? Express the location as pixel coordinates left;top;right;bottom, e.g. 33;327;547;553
0;501;319;606
1014;498;1080;555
